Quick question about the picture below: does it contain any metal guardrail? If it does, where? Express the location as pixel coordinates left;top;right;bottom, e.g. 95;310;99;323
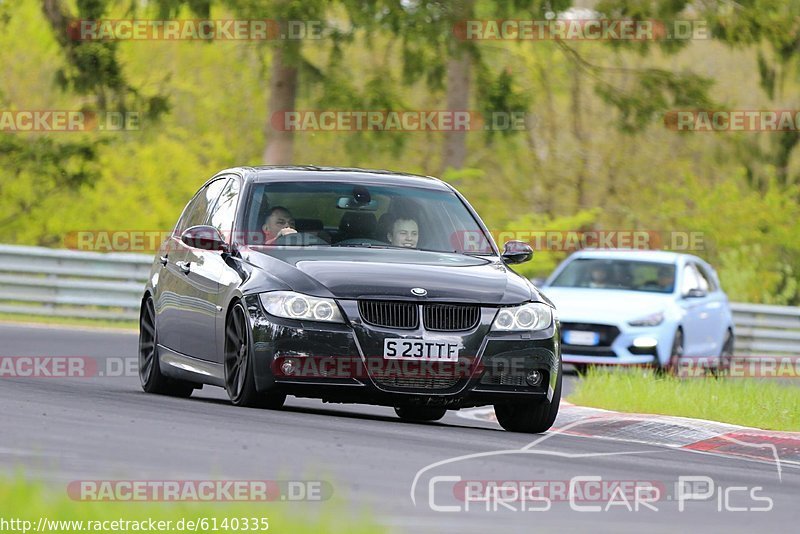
0;244;798;358
0;244;150;321
730;302;800;357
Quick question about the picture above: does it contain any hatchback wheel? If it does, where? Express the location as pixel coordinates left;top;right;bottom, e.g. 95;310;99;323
714;330;734;376
661;328;684;376
139;296;194;398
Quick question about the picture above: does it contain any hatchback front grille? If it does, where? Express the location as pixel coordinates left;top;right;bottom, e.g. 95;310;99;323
358;300;418;329
423;303;480;331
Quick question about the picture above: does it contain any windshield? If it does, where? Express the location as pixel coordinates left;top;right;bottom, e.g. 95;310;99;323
242;181;495;254
549;258;677;293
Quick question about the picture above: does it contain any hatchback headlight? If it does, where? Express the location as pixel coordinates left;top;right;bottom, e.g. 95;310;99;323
628;311;664;327
491;302;552;331
260;291;344;323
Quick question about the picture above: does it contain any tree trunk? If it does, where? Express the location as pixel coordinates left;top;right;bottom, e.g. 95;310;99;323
441;52;470;174
263;42;299;165
441;0;474;176
571;64;589;209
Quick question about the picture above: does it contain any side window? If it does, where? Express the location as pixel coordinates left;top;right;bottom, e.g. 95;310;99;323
695;263;717;292
208;177;241;240
680;264;702;295
176;179;227;234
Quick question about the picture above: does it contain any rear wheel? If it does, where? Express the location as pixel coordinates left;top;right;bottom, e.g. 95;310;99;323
394;406;447;422
494;361;562;433
138;296;194;398
224;301;286;409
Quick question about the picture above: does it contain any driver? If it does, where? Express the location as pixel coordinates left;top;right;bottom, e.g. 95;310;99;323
262;206;297;245
386;215;419;248
587;264;611;288
657;265;675;291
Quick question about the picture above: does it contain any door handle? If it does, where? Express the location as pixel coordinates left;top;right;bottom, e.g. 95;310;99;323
159;255;168;266
175;260;191;274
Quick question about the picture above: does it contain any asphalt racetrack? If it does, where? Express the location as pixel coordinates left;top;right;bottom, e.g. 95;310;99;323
1;323;797;533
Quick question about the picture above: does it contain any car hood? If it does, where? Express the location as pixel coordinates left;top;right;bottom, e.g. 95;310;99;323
241;247;538;304
540;287;674;324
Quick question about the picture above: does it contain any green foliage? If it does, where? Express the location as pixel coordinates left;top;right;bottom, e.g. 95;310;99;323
0;475;384;534
569;367;800;431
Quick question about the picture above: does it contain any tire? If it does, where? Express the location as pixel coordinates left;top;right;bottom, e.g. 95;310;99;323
715;329;734;377
394;406;448;422
224;301;286;409
138;296;194;398
494;361;562;433
660;328;684;376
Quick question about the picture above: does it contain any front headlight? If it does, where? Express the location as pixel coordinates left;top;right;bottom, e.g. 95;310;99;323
491;302;553;332
259;291;345;323
628;311;664;327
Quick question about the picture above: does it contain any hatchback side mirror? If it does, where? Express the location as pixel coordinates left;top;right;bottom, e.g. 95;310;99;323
181;225;228;252
501;240;533;264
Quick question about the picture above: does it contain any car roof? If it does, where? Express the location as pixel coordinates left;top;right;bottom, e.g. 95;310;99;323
220;166;452;191
567;249;698;264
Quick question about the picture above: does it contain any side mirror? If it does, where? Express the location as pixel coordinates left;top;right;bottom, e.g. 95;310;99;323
683;288;707;299
181;225;228;252
501;240;533;264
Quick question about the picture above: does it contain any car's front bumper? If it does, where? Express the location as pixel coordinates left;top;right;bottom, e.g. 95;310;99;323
560;322;674;366
244;295;561;408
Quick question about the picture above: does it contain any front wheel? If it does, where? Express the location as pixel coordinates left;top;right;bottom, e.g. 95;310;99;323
138;296;194;398
224;301;286;409
660;328;684;376
494;362;562;433
714;330;734;376
394;406;447;422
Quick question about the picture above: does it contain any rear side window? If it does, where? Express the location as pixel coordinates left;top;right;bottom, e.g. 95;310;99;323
680;264;702;294
694;263;718;292
175;178;228;234
208;177;241;240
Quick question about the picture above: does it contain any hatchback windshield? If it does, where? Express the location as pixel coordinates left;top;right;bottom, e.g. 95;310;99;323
549;258;677;293
243;181;495;254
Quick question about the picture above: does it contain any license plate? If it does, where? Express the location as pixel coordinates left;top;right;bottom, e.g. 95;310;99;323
383;339;459;361
564;330;600;346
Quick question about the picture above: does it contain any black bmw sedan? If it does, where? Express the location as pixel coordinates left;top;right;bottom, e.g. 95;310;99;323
138;166;562;433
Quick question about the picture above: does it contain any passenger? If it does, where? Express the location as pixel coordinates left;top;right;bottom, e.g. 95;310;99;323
262;206;297;244
386;215;419;248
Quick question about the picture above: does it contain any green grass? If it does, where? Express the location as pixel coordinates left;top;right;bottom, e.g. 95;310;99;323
568;368;800;432
0;312;137;331
0;476;384;533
